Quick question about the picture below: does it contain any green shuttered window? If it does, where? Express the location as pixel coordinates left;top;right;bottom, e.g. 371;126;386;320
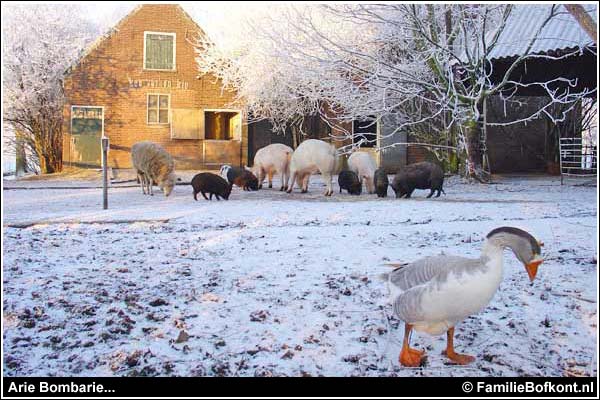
144;32;175;71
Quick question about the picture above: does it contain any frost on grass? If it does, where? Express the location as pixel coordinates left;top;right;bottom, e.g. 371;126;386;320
2;177;597;376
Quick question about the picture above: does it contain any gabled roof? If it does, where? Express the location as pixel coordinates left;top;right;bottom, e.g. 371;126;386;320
65;4;207;76
489;4;597;60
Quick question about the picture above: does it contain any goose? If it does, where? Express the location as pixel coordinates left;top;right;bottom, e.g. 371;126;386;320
380;226;544;367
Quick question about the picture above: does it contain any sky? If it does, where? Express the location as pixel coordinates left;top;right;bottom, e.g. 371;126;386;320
78;2;272;45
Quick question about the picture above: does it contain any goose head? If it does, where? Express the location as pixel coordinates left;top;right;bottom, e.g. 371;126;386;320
485;227;544;282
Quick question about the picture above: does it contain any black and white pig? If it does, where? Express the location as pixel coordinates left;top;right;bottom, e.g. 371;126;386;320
227;167;259;191
391;161;445;199
338;170;362;195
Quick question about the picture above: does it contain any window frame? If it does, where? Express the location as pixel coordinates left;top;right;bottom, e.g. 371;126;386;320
146;93;171;125
143;31;176;71
71;105;105;135
203;109;242;141
70;105;106;167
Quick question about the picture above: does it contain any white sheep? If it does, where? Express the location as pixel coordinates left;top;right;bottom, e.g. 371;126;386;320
251;143;294;191
287;139;339;196
348;152;377;194
131;141;176;197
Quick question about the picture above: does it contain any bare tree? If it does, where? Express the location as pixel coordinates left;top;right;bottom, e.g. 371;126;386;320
2;4;98;173
564;4;597;44
196;4;596;181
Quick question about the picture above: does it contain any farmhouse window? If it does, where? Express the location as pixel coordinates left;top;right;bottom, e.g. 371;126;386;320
144;32;176;70
353;117;378;148
204;110;241;141
147;94;170;124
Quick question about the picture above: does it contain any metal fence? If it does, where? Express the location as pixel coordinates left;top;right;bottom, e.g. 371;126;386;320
559;137;597;184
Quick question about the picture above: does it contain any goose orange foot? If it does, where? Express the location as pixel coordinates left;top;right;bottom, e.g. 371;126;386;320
399;347;426;367
442;350;475;365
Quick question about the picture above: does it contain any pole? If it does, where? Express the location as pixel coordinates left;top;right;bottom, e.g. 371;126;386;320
102;137;109;209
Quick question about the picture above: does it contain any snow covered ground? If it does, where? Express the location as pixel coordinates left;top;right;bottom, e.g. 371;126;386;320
2;175;597;377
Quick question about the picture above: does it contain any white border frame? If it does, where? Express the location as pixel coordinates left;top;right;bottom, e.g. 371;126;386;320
70;105;105;166
203;109;243;141
146;93;171;125
143;31;176;71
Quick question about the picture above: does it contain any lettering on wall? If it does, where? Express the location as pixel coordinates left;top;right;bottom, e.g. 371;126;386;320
127;76;189;90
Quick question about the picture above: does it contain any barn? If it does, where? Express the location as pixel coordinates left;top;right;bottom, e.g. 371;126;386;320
62;4;248;171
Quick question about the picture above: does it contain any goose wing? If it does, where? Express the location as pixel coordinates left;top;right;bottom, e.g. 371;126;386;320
386;255;484;323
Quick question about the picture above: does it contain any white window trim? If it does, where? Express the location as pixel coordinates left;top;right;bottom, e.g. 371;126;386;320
70;105;106;167
203;109;243;141
146;93;171;125
143;31;176;71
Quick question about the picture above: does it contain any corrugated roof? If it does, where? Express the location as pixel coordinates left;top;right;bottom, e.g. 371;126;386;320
489;4;597;60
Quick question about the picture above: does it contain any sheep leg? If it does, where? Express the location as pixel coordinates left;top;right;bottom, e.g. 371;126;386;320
144;174;152;196
137;172;146;194
427;189;435;198
209;193;213;200
142;174;149;195
147;175;153;196
201;192;209;200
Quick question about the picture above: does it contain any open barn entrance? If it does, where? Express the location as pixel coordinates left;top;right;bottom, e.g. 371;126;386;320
247;120;293;167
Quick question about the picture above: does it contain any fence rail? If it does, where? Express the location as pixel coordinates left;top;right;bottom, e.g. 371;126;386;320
559;137;597;185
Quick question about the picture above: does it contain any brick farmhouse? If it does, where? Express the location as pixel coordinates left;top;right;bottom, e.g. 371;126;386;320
62;4;248;170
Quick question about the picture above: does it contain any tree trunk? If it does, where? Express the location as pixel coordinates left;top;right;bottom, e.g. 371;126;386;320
15;131;27;177
462;119;490;182
564;4;597;45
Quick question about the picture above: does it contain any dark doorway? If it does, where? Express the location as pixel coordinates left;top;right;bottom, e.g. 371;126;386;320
248;120;293;166
353;117;377;148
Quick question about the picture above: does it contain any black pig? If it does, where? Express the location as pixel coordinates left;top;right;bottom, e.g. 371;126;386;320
391;162;445;199
338;170;362;195
373;168;389;198
191;173;232;201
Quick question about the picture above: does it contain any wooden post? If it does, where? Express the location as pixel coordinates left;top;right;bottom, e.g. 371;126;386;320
558;138;564;185
101;137;109;209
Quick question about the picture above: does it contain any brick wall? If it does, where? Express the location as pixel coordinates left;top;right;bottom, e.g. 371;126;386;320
62;4;247;170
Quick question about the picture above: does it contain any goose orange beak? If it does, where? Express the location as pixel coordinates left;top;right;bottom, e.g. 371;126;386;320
525;258;543;282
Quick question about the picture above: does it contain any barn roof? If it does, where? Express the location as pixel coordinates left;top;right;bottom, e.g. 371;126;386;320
488;4;597;60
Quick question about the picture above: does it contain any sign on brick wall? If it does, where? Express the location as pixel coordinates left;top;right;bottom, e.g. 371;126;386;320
127;76;189;90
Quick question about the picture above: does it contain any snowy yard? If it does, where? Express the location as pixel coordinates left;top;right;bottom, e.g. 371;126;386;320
2;175;597;377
